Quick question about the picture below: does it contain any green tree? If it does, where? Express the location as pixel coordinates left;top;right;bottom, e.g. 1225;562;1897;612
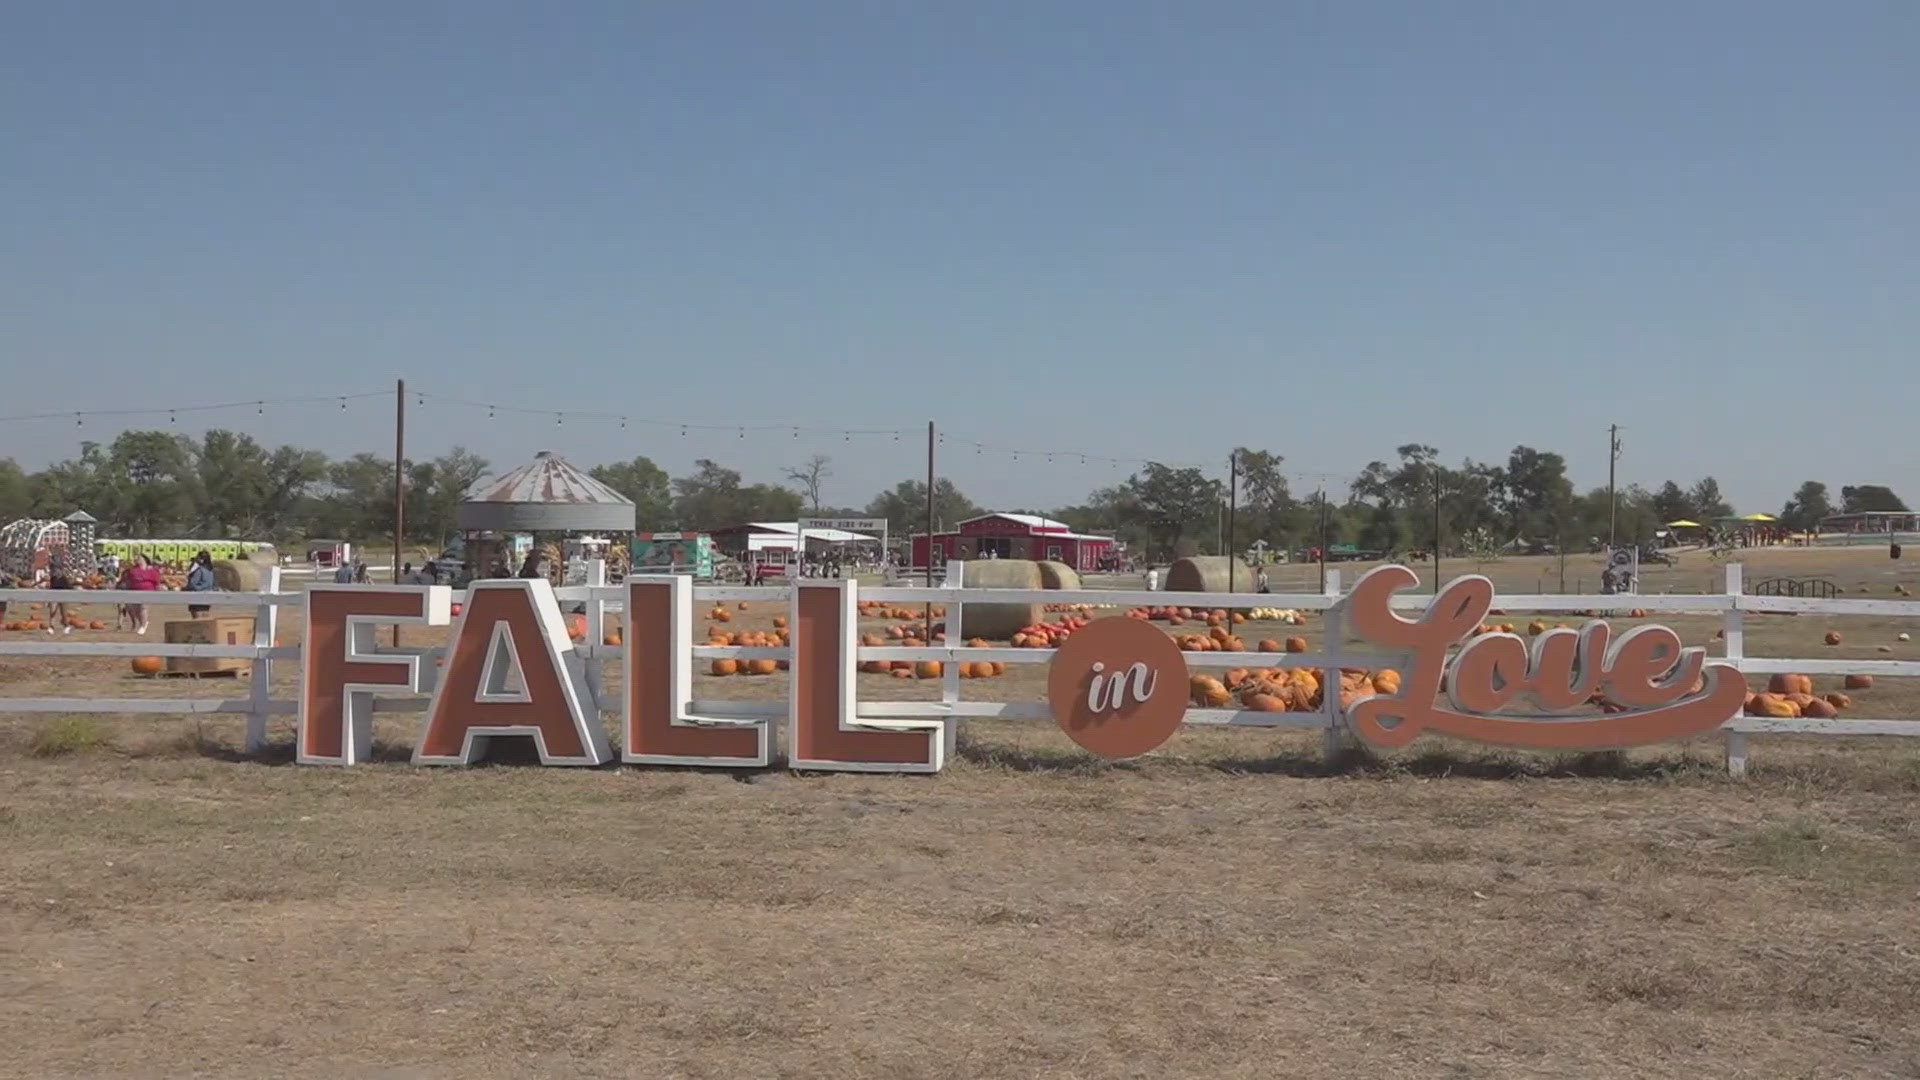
590;456;674;528
1688;476;1732;520
1500;446;1573;543
0;459;32;523
865;478;980;537
1650;481;1694;525
1779;481;1833;531
1841;485;1909;513
1229;448;1294;555
1111;463;1222;558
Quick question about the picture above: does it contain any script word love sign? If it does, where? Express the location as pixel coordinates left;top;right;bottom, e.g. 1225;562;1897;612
1043;565;1745;759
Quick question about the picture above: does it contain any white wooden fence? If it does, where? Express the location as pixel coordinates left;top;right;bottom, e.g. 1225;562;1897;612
2;562;1916;775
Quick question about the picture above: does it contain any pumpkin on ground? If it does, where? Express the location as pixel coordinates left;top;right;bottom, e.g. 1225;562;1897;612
710;659;738;676
1824;631;1843;646
131;656;165;676
1767;673;1814;696
1284;637;1307;653
1844;674;1875;690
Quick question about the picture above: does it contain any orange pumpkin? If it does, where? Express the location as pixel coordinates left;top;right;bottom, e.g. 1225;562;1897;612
1284;637;1308;653
131;656;164;676
1825;692;1852;709
1768;673;1813;696
710;659;739;676
1257;639;1280;652
915;660;942;679
603;630;623;647
1824;631;1843;646
1746;693;1799;718
747;659;778;675
1243;692;1284;712
89;620;107;631
1801;697;1839;719
773;616;788;630
1845;674;1874;690
712;608;732;623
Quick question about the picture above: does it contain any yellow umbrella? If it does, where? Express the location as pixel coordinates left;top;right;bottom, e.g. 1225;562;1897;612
1740;513;1777;522
1665;519;1702;528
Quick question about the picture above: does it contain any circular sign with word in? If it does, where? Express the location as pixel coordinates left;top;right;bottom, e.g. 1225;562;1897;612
1046;616;1190;759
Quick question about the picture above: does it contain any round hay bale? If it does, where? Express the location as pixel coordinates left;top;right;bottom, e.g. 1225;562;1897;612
956;559;1044;640
1164;556;1257;594
212;559;262;592
1035;560;1081;591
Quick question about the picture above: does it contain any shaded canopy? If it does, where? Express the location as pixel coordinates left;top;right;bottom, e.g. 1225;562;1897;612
457;451;635;534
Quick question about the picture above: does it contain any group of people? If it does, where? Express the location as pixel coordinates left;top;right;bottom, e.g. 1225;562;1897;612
0;550;219;635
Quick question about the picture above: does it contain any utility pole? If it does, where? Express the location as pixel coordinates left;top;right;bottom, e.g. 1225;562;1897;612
1317;487;1329;594
924;421;935;632
393;378;406;648
1606;423;1621;551
1432;467;1443;593
1226;450;1237;592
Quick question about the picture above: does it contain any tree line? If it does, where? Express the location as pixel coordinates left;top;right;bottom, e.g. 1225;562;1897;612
0;431;1906;560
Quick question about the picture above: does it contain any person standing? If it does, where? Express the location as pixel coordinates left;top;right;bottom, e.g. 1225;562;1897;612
185;551;217;617
45;562;76;635
1145;564;1159;592
125;554;162;634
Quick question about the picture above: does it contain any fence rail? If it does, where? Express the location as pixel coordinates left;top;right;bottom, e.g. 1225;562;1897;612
1;562;1916;774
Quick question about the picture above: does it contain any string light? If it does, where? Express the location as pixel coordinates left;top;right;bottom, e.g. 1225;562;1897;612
256;402;264;415
488;404;495;419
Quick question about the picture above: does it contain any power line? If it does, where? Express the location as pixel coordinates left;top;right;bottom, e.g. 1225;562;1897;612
0;391;391;425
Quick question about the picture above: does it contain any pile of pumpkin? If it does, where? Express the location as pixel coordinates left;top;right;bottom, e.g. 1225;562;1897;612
705;613;791;676
1188;666;1398;712
858;601;948;620
3;604;109;632
1171;623;1310;654
1745;673;1873;718
1247;607;1307;622
1010;614;1093;648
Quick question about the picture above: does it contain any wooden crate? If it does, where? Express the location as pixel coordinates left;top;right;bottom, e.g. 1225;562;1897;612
163;616;255;676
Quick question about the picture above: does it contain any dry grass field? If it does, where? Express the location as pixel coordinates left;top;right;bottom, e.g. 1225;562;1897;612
4;546;1920;1077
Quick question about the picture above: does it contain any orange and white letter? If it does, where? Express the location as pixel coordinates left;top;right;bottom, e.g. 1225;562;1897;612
789;579;944;772
299;585;451;766
413;579;610;766
624;575;772;767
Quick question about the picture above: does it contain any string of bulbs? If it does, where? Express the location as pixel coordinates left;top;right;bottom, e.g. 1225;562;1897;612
2;384;1359;488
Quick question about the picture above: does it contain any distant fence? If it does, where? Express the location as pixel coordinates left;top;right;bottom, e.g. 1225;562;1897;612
1;562;1917;776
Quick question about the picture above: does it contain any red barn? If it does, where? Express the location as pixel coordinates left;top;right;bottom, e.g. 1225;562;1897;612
908;513;1117;572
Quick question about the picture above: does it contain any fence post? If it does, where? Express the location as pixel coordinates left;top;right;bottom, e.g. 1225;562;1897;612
1320;568;1350;761
1722;562;1748;778
940;560;963;760
584;558;608;714
245;566;282;755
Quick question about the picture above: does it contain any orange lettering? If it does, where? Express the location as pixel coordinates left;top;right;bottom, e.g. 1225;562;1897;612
413;580;610;766
1346;565;1744;751
789;580;943;771
299;585;450;766
624;576;771;767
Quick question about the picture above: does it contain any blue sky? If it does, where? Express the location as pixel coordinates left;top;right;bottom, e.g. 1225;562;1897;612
4;2;1914;514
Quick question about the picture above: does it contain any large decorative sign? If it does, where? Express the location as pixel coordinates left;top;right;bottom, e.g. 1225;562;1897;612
1344;565;1745;751
292;566;1746;770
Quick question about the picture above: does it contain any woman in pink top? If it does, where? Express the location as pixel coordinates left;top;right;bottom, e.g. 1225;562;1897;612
124;554;163;635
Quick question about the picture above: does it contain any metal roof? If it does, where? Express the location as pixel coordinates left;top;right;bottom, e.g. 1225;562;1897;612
457;452;636;534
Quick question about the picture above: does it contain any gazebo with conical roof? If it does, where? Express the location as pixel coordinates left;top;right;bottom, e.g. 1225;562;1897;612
456;451;635;580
